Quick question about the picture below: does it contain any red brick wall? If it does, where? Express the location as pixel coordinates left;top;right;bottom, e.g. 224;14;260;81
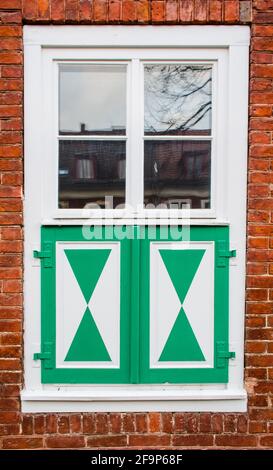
1;0;273;449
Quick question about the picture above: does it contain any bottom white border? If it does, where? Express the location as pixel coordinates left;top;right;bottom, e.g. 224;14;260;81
21;388;247;412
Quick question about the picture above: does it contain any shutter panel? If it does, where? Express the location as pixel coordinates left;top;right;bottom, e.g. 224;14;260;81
139;226;234;383
37;225;234;384
38;226;131;384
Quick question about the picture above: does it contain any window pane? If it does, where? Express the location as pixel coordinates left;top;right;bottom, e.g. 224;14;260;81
144;65;212;136
59;140;126;209
59;64;127;135
144;140;211;209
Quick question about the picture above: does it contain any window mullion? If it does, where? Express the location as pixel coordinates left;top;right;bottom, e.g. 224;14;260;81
127;59;143;212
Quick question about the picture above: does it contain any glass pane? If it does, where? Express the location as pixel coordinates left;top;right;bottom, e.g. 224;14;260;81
144;140;211;209
59;140;126;209
144;64;212;135
59;64;126;135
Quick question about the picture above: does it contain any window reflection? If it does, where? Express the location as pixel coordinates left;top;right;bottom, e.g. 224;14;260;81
144;141;211;209
59;140;126;209
59;64;127;135
145;64;212;135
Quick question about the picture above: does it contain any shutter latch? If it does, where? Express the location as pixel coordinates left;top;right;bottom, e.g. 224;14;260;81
216;241;236;267
33;242;53;268
33;342;53;369
216;341;235;368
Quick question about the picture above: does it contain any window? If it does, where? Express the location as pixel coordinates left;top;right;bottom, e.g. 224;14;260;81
23;26;249;412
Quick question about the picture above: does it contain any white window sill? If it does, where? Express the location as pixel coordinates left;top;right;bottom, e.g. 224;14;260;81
21;388;247;412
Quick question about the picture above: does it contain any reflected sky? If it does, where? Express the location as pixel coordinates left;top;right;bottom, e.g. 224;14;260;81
59;64;127;134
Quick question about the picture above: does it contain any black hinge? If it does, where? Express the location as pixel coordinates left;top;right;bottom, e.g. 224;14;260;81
33;241;53;268
216;341;235;368
216;241;236;267
33;342;53;369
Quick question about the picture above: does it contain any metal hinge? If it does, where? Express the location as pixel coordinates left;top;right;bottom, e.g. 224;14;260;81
216;241;236;267
33;241;53;268
33;342;53;369
216;341;236;368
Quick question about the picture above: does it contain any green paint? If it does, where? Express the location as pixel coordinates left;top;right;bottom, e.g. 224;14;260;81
159;249;205;303
39;225;231;384
65;249;111;303
65;307;111;362
159;307;205;362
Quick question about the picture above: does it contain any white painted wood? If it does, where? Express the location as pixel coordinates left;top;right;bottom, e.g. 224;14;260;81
150;242;214;369
24;25;250;47
56;242;120;368
23;25;250;410
21;388;247;412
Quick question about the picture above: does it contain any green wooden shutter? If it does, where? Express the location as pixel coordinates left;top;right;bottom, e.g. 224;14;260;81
35;225;234;384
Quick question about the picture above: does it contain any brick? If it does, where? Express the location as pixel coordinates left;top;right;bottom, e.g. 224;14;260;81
136;0;149;23
96;413;109;434
224;1;239;22
0;319;21;332
253;25;273;37
215;435;257;447
249;421;267;433
135;413;147;433
70;414;82;433
128;434;171;447
0;346;20;358
0;333;21;345
122;1;136;22
224;414;236;433
0;411;19;424
0;398;19;411
179;0;193;22
87;435;127;447
0;38;22;50
0;424;20;436
65;0;79;22
255;0;273;10
240;1;252;22
51;0;65;23
109;413;121;433
0;0;22;8
45;414;57;434
148;412;161;433
22;416;33;435
246;317;266;328
185;414;199;433
194;0;207;22
34;415;45;434
246;328;273;341
166;0;178;22
122;413;135;433
151;1;164;23
209;0;222;22
93;0;107;22
38;0;50;19
23;1;38;20
0;27;21;37
3;438;43;449
211;414;223;433
161;413;173;434
0;11;22;24
173;434;214;447
45;436;85;448
199;413;212;433
58;415;70;434
79;0;92;22
83;414;95;434
0;372;21;383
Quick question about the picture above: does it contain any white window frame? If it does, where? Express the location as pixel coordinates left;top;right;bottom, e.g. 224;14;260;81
23;25;249;412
